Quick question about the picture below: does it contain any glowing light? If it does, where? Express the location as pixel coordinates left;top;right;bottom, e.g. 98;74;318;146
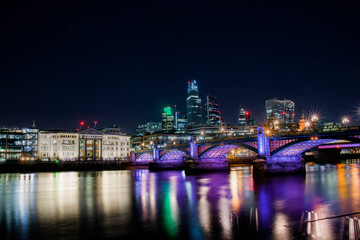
164;107;172;116
94;121;98;124
319;143;360;149
311;114;319;122
305;121;311;128
342;117;350;125
80;121;84;126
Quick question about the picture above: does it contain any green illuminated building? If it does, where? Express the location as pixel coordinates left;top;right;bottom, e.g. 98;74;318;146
162;106;175;133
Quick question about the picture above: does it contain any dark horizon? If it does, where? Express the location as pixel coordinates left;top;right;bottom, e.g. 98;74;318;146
2;1;360;134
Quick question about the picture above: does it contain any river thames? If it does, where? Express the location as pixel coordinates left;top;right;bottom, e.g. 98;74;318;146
1;162;360;239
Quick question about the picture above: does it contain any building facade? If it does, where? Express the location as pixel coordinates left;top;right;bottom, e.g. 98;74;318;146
175;114;187;133
186;80;202;125
266;98;295;123
38;128;130;161
136;122;162;136
162;106;175;133
206;95;223;125
0;126;38;161
38;130;78;160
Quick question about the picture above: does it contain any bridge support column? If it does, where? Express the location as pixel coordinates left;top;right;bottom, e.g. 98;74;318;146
153;143;159;161
190;137;198;160
257;126;270;158
130;152;136;162
253;154;305;176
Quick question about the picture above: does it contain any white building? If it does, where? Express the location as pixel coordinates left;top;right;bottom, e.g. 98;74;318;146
38;127;130;161
38;130;79;161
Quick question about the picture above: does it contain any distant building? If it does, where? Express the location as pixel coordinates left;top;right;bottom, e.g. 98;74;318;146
186;80;202;125
162;106;175;133
299;113;306;131
206;95;223;125
266;98;295;123
131;133;191;151
175;112;187;133
136;122;162;136
238;106;255;126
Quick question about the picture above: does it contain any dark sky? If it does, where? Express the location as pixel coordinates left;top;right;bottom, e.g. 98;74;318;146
1;1;360;133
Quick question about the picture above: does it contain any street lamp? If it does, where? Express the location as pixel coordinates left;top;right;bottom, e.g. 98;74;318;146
311;115;319;122
342;117;350;127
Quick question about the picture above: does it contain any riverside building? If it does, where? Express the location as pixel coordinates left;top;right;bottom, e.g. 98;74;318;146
38;127;130;161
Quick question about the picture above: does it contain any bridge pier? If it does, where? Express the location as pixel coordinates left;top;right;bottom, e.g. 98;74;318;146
184;158;230;172
253;155;305;176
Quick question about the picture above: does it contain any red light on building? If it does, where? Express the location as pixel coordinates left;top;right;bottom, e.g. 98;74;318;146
80;121;84;126
282;112;286;115
76;128;79;131
245;111;249;115
174;105;177;108
188;81;190;84
292;113;295;116
94;121;98;124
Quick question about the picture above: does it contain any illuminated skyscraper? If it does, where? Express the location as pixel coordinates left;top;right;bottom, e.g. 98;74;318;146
238;106;254;126
186;80;202;125
238;106;247;126
265;98;295;123
206;95;223;125
162;106;175;133
175;112;187;133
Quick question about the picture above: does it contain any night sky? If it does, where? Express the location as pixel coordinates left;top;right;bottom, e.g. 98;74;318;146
2;1;360;133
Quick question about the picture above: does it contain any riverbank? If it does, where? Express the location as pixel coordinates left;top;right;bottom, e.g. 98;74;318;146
0;160;132;173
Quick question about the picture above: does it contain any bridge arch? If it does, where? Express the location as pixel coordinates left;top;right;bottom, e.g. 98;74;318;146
199;143;258;159
136;153;153;162
160;150;188;161
272;136;360;157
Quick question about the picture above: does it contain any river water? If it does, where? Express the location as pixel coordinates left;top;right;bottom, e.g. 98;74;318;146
1;163;360;239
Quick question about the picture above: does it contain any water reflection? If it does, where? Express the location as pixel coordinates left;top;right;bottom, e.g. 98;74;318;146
0;163;360;239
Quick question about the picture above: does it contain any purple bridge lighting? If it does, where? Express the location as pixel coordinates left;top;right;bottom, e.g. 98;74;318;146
131;126;360;173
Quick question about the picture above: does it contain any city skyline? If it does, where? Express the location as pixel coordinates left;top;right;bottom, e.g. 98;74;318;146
1;1;360;133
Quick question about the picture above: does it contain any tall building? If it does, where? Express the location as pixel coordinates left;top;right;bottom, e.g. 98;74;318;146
206;95;223;125
238;106;247;126
162;106;175;133
175;112;187;133
266;98;295;123
238;106;255;126
186;80;202;125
